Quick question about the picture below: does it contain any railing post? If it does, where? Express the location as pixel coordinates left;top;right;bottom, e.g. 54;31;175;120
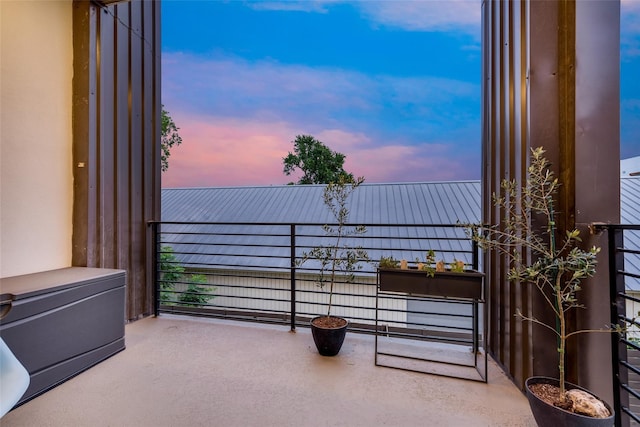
290;224;296;332
471;231;479;271
609;226;626;427
150;221;159;317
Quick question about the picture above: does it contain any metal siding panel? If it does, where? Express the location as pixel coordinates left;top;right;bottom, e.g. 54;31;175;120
152;0;163;316
574;2;620;223
483;0;534;388
503;0;514;384
573;0;620;401
481;0;492;363
482;0;621;398
115;2;131;275
72;1;96;267
142;0;159;314
99;6;116;268
510;2;531;392
128;1;144;319
73;0;160;320
526;0;560;388
492;0;505;368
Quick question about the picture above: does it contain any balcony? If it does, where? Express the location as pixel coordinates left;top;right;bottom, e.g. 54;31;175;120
2;314;536;426
2;220;638;426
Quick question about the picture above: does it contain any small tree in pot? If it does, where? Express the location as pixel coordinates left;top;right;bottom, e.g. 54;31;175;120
470;147;618;425
299;175;369;356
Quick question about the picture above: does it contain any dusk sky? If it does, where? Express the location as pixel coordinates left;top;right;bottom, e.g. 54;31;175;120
161;1;640;188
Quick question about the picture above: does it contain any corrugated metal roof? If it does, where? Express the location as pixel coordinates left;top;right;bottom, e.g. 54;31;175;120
162;181;482;225
161;179;640;287
622;178;640;225
622;178;640;290
161;181;481;273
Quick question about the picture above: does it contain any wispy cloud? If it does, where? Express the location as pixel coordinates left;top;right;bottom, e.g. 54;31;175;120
161;38;481;187
622;0;640;24
245;0;480;36
161;51;481;187
621;97;640;158
163;52;367;118
246;0;338;13
163;51;479;137
622;0;640;58
357;0;480;35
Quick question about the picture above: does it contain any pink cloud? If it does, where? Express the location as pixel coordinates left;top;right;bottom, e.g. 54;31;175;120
161;113;479;188
308;128;475;182
161;52;482;186
162;115;299;188
344;143;473;183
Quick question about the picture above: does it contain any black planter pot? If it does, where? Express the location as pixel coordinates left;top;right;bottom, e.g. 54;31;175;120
525;376;614;427
310;316;348;356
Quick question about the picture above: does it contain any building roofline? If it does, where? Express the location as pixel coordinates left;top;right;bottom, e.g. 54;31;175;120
161;180;483;191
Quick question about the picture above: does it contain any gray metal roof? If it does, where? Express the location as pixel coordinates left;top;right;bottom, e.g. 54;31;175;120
161;181;481;225
622;177;640;290
161;181;481;273
622;178;640;226
161;179;640;287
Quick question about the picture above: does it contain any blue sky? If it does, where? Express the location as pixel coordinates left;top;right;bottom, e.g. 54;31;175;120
161;0;640;187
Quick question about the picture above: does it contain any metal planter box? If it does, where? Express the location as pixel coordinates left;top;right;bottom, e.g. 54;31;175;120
378;268;484;300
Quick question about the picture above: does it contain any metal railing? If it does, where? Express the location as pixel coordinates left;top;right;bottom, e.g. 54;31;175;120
600;224;640;427
148;221;482;347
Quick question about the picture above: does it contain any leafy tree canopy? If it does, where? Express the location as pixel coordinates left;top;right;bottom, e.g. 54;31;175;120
161;106;183;172
283;134;353;184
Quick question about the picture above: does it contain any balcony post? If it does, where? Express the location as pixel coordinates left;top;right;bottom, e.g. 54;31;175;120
472;232;479;271
150;221;159;317
290;224;296;332
608;226;627;427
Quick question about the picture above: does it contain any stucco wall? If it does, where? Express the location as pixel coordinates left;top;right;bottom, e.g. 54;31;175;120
0;0;73;278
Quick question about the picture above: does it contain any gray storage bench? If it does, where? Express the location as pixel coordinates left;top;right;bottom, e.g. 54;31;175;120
0;267;126;406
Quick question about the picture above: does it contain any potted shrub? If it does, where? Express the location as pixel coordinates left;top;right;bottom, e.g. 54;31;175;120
299;175;369;356
470;147;616;425
377;251;484;300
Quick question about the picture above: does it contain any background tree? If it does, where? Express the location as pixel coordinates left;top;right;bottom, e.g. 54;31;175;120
158;246;184;303
283;134;353;184
177;274;211;307
158;246;214;307
161;106;183;172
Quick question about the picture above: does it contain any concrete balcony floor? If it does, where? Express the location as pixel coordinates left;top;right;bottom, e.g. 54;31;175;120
3;315;536;426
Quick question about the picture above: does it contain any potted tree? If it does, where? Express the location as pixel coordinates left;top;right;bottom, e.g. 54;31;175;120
299;175;369;356
470;147;616;426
